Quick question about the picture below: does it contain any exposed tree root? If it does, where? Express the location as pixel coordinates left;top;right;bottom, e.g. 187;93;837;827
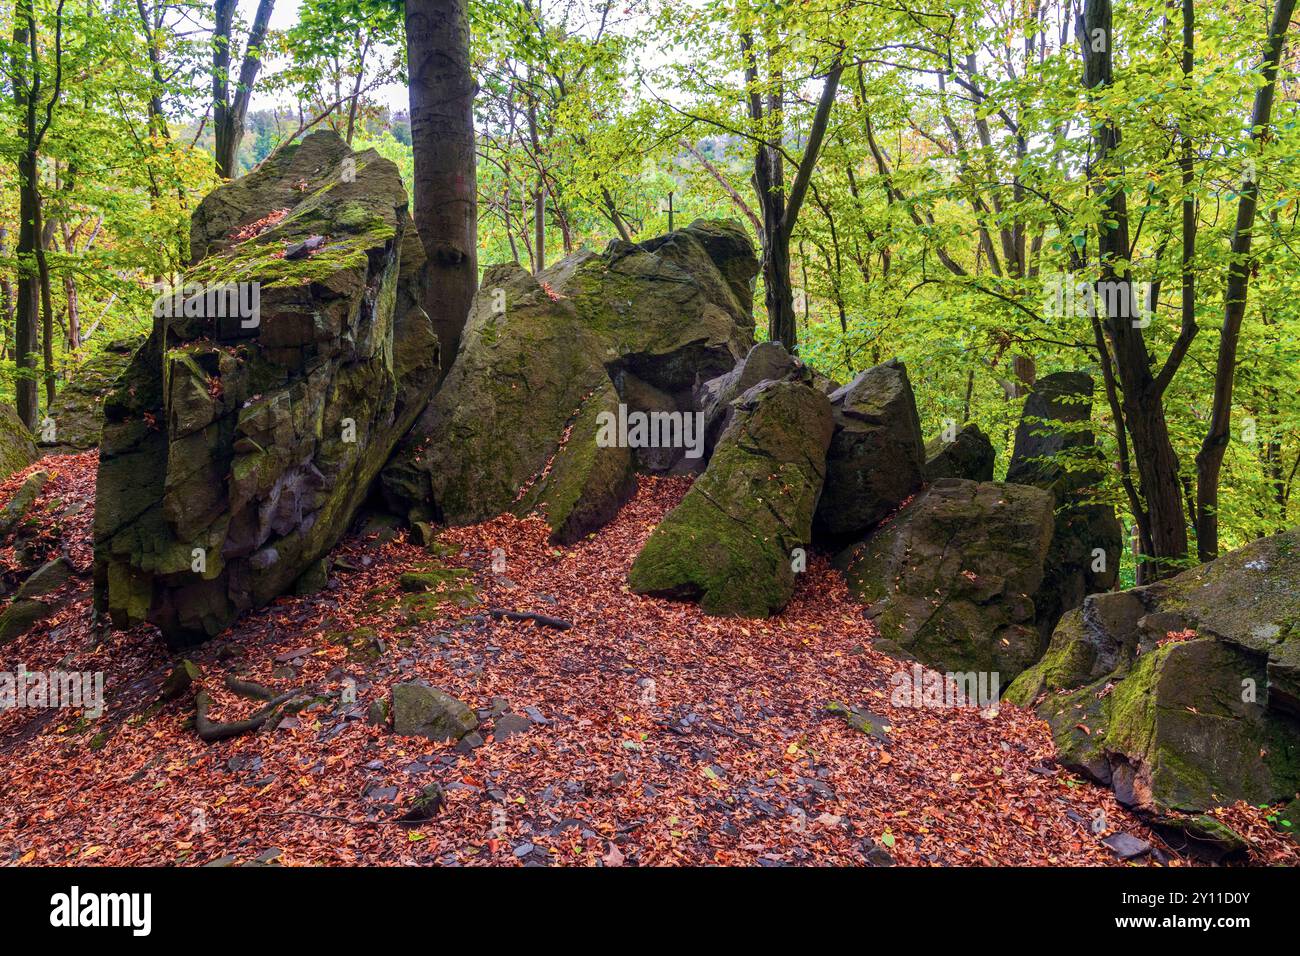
482;608;572;630
194;685;319;742
223;674;280;701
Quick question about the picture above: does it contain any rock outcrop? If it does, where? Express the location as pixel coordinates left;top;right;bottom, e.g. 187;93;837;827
40;335;145;453
923;423;994;482
694;340;806;459
629;379;833;616
1006;528;1300;841
1005;371;1096;488
0;556;74;644
838;479;1055;680
93;130;439;646
1006;371;1122;640
813;359;925;547
0;404;38;480
382;219;759;544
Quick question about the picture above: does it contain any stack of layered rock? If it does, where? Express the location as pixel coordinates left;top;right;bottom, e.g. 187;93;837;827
93;130;440;646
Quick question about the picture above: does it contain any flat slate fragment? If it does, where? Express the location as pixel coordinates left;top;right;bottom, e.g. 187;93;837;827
1101;832;1151;860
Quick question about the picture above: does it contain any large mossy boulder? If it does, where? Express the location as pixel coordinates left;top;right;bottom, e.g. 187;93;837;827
695;340;808;460
837;478;1055;680
1005;528;1300;825
40;335;145;453
0;469;48;538
923;423;995;482
92;130;440;646
382;219;759;544
0;403;38;480
628;379;833;616
812;359;925;547
1006;371;1122;640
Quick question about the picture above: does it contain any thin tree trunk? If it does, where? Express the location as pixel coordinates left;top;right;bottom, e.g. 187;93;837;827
14;146;40;428
600;187;631;243
38;213;56;408
212;0;276;179
0;226;13;361
680;138;763;240
502;185;520;264
61;220;80;350
533;175;545;272
1195;0;1296;560
344;32;373;144
11;1;53;429
526;83;545;271
1080;0;1188;575
744;31;841;351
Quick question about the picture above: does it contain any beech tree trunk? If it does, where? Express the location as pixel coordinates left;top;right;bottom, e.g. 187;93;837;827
14;145;41;430
11;1;48;430
406;0;479;374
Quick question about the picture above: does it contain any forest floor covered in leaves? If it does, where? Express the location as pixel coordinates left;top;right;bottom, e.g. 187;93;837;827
2;452;1297;867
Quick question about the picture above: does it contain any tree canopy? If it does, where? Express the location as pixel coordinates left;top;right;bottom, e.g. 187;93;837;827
2;0;1299;581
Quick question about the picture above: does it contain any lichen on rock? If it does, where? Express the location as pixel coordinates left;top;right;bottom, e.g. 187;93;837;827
837;478;1056;680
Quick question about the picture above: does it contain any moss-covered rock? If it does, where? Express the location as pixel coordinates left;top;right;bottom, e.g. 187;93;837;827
1006;527;1300;835
519;379;637;544
1007;372;1095;487
0;404;38;480
0;469;48;538
1152;814;1250;861
40;335;145;453
813;359;926;547
291;556;330;596
159;659;202;700
694;341;816;463
15;556;73;599
629;379;833;616
837;479;1055;680
382;219;759;542
1006;371;1122;640
0;598;50;645
390;683;478;741
397;562;473;594
92;130;439;647
923;423;994;482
